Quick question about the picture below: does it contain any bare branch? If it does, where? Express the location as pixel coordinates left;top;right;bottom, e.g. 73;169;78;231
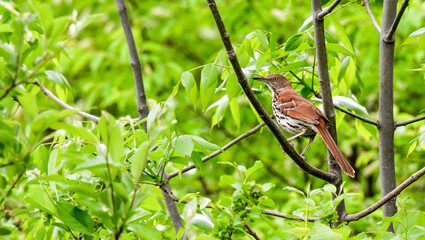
116;0;149;131
34;80;101;122
384;0;410;42
244;223;261;240
363;0;381;33
334;105;379;126
169;122;266;179
396;115;425;127
344;166;425;222
317;0;342;20
207;0;337;183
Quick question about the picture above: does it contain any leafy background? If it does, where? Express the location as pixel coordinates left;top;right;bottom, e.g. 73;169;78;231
1;0;425;239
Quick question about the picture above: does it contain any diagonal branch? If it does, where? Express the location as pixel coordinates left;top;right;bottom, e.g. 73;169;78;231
317;0;342;20
344;166;425;222
207;0;337;184
334;105;379;126
244;223;261;240
384;0;410;42
116;0;149;130
396;115;425;127
363;0;381;33
34;80;101;122
169;122;265;179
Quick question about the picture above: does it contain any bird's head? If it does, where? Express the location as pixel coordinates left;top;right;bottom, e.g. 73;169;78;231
252;74;292;93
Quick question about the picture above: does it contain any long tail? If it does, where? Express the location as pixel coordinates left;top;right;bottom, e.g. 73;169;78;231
315;124;355;178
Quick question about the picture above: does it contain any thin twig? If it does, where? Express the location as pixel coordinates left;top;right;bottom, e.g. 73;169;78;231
207;0;337;184
169;122;266;179
0;166;26;207
244;223;261;240
344;166;425;222
396;115;425;127
363;0;381;33
34;80;101;122
334;105;379;126
116;0;149;130
384;0;409;42
317;0;342;20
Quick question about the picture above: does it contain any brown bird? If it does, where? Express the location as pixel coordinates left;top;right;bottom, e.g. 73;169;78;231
253;74;355;178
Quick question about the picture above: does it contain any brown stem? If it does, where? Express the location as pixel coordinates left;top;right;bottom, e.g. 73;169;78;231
334;105;378;126
207;0;337;183
384;0;410;43
396;115;425;127
116;0;149;130
363;0;381;33
244;223;261;240
317;0;342;20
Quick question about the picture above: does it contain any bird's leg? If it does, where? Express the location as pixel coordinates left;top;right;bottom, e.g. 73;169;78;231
300;135;316;156
280;129;308;154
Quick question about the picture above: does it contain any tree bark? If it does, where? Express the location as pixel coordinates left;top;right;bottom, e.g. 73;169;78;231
379;0;398;232
311;0;347;222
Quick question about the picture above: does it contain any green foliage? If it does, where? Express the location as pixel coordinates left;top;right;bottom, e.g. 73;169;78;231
1;0;425;239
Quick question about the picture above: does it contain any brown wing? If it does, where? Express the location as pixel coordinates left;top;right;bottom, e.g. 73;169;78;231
277;91;326;125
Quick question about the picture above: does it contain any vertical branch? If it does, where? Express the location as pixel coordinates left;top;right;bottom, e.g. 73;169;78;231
379;0;398;232
311;0;347;222
115;1;186;239
115;0;149;130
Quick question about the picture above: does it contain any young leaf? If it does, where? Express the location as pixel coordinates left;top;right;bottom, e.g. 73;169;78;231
181;71;198;107
175;135;194;156
131;142;150;179
245;161;263;180
57;202;94;235
200;63;218;110
25;190;57;216
190;136;220;151
285;34;303;51
230;98;240;130
190;213;214;231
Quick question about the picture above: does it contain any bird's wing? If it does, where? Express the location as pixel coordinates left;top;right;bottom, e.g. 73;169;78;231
277;93;322;125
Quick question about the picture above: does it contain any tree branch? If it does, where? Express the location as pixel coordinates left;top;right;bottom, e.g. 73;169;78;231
344;166;425;222
116;0;149;130
384;0;410;43
312;0;348;222
169;122;266;179
363;0;381;33
334;105;379;126
317;0;342;20
207;0;337;184
34;80;101;122
396;115;425;127
244;223;261;240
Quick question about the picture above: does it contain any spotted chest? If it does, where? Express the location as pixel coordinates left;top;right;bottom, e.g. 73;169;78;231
272;96;315;136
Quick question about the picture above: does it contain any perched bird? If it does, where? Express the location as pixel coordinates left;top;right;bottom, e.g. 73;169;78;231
253;74;355;178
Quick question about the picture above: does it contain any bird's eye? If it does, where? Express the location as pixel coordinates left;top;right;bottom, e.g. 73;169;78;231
273;77;278;81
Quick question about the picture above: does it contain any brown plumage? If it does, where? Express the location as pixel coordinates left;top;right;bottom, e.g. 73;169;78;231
253;74;355;178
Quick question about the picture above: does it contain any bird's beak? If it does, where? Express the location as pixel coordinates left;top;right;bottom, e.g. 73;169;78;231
252;77;266;81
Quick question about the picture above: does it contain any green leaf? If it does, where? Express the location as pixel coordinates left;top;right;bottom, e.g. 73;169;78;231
200;63;218;110
50;122;98;143
285;34;303;51
127;222;161;240
255;29;268;49
407;139;417;157
190;135;220;151
45;70;71;89
57;202;94;235
326;43;356;58
245;161;263;180
259;197;275;209
308;223;343;240
229;98;240;130
199;197;211;210
226;73;240;100
131;142;150;179
0;24;13;32
283;186;305;196
181;71;198;107
190;214;214;231
191;151;204;175
288;227;309;238
323;184;337;193
332;96;368;116
25;190;57;216
331;19;354;52
175;135;194;156
280;60;308;72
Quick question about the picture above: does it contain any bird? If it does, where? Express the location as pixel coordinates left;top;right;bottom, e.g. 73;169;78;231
252;74;355;178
